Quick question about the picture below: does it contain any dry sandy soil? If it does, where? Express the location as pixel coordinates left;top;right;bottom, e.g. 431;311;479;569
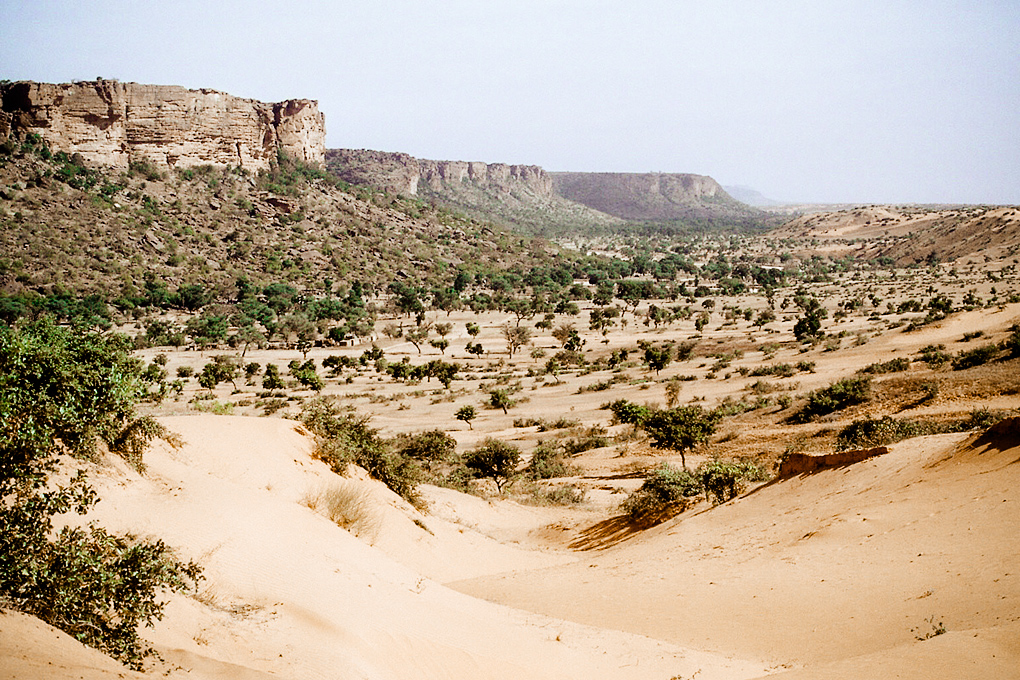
2;279;1019;678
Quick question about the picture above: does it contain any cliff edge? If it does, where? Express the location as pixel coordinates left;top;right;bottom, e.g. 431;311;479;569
0;80;325;172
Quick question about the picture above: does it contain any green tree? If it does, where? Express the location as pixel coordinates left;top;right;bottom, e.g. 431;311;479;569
455;404;477;429
502;323;532;358
489;389;515;414
262;363;284;390
642;405;721;469
464;439;521;492
0;319;200;669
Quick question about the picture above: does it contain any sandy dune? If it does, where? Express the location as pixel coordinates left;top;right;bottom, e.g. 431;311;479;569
1;416;767;680
453;422;1020;678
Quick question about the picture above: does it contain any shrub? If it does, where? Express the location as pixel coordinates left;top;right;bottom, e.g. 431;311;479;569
530;483;586;505
622;463;701;525
527;442;578;479
0;319;200;669
750;363;796;378
393;429;456;471
605;399;652;426
302;483;378;538
300;398;423;507
463;439;521;492
951;343;1000;370
862;357;910;374
562;425;611;455
836;416;934;450
794;375;871;422
454;404;476;429
918;344;951;368
695;459;767;504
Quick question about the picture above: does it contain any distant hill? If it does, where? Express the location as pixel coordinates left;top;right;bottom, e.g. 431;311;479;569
722;185;783;208
772;204;1020;265
327;149;771;236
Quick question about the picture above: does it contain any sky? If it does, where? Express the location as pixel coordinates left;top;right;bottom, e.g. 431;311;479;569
2;0;1018;204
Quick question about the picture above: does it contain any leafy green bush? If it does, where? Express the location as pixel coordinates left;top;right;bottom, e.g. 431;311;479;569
836;416;934;450
463;439;521;492
527;442;579;479
393;429;456;471
642;405;722;468
918;344;951;368
951;343;1000;370
695;459;768;504
300;398;423;507
604;399;652;426
622;463;701;525
0;319;200;669
861;357;910;374
794;375;872;422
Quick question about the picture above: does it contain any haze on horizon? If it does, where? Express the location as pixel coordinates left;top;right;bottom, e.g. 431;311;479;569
2;0;1018;206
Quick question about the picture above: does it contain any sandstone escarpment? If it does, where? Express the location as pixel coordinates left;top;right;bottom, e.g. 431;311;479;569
325;149;552;197
550;171;743;221
0;80;325;171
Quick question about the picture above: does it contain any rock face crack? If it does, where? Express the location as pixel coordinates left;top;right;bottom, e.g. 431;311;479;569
0;80;325;172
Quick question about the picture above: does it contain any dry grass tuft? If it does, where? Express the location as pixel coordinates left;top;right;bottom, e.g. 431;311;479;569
302;482;381;540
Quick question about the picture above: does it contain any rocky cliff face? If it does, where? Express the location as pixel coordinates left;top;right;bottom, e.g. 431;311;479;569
550;171;742;221
0;80;325;171
325;149;552;197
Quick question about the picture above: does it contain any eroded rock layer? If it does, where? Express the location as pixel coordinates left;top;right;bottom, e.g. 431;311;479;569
0;80;325;171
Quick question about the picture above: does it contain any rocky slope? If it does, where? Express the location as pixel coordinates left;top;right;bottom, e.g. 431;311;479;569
326;149;622;235
0;80;325;172
772;204;1020;265
0;143;556;298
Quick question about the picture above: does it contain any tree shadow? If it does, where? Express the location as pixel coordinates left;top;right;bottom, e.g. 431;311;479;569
568;514;644;551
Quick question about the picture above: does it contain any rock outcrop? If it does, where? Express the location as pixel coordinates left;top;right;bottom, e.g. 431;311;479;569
0;80;325;171
550;171;743;221
325;149;552;197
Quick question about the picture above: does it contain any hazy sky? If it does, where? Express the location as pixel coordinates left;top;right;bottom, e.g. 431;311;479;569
2;0;1018;204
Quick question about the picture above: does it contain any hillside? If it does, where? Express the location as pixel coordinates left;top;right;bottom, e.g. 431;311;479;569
772;204;1020;265
0;139;562;298
326;149;776;236
326;149;623;235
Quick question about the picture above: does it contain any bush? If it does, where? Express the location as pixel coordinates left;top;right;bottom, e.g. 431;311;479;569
463;439;521;492
300;398;423;507
861;357;910;374
604;399;652;426
695;459;768;504
0;319;200;669
622;463;701;525
393;429;456;471
918;344;951;368
836;416;933;450
561;425;611;455
301;483;378;537
794;375;871;422
951;343;1000;370
527;442;579;479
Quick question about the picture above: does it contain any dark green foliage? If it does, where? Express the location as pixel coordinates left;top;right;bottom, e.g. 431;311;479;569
750;363;796;378
262;363;284;390
641;405;722;468
836;416;935;451
489;389;515;414
918;344;951;368
463;439;522;492
300;398;423;507
951;344;1000;370
861;357;911;374
0;319;200;669
527;442;578;480
455;404;477;429
1006;325;1020;358
622;463;702;525
794;375;872;422
696;459;768;504
393;429;457;470
561;425;611;456
605;399;653;426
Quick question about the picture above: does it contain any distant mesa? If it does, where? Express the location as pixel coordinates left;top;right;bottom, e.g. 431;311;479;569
327;149;764;231
0;80;325;172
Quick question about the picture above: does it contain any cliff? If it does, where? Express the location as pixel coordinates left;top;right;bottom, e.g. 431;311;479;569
0;80;325;172
325;148;552;197
550;171;745;221
327;149;621;234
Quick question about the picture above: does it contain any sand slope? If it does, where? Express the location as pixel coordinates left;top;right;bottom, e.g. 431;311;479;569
453;424;1020;678
1;415;766;680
